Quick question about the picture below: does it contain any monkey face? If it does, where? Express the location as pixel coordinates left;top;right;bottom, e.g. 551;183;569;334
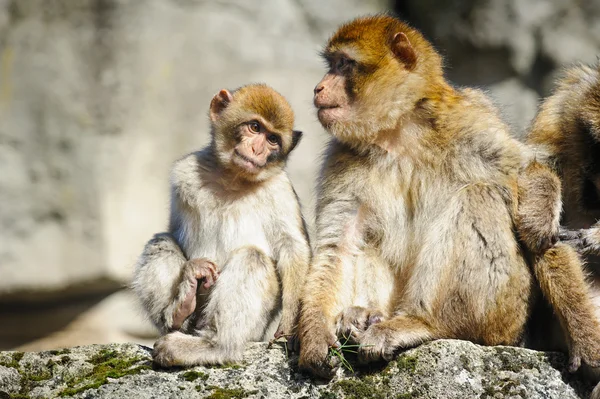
209;84;302;181
314;47;399;145
313;15;438;148
231;120;283;174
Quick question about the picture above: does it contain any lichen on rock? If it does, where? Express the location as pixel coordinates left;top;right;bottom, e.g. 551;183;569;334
0;340;594;399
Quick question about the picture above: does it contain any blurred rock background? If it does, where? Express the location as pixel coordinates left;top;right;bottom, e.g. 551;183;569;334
0;0;598;351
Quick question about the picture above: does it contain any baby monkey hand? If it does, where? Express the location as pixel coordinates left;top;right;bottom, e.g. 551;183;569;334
171;258;219;330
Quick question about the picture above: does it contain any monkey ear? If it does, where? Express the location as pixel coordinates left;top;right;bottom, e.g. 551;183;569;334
391;32;417;71
209;89;234;122
290;130;303;152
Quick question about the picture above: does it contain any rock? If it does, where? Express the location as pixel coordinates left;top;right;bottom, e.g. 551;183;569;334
487;78;539;137
0;340;594;398
401;0;600;131
3;0;600;357
10;290;157;352
0;0;384;302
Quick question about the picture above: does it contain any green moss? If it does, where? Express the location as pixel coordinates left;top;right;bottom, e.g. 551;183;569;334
47;348;71;356
481;378;526;399
89;349;118;364
0;352;24;369
58;349;151;397
4;352;56;398
206;388;258;399
207;362;243;370
492;347;540;373
319;391;338;399
396;355;417;373
331;379;386;399
181;370;209;382
28;368;52;382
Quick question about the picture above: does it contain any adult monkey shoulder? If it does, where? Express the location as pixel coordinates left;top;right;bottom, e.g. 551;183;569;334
299;15;534;379
132;83;310;367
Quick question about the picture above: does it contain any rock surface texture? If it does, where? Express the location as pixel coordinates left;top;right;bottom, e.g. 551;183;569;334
0;340;594;399
1;0;600;354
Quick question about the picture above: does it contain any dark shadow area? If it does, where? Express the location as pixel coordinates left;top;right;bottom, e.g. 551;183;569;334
524;49;556;97
545;352;595;399
0;282;121;350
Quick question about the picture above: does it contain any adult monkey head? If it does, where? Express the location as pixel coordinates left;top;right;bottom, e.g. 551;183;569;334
313;15;444;147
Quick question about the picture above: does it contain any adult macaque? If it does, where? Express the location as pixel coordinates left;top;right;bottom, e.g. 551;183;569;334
524;63;600;398
297;15;600;379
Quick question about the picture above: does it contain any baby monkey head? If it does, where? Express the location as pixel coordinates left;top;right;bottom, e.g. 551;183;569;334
314;15;443;147
209;84;302;182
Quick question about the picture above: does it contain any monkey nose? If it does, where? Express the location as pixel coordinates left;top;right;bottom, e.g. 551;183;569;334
314;84;324;95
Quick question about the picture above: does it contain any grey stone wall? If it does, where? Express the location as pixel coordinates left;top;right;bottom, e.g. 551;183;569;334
0;0;387;349
398;0;600;134
0;0;598;349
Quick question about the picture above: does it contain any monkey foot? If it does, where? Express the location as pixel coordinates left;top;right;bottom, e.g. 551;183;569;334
336;306;384;343
569;340;600;372
559;227;600;254
356;323;398;364
298;328;340;379
153;331;189;367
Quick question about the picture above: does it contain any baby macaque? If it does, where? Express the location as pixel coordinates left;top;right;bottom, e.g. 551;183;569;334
132;84;310;366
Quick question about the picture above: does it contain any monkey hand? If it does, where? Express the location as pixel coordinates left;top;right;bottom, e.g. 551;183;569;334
298;322;341;379
559;227;600;254
170;258;219;330
567;339;600;372
336;306;384;344
356;322;400;364
518;218;559;254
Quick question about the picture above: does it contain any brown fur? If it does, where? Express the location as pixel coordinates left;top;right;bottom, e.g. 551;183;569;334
516;159;600;372
299;15;534;378
523;63;600;395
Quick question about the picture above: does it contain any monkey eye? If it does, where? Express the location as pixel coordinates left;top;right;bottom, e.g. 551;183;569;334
249;121;261;133
267;133;280;146
336;57;354;72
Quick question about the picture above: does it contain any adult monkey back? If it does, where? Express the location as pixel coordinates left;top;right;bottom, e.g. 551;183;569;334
299;15;537;378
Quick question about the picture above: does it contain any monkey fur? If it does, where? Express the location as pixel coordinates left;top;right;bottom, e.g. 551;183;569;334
298;15;600;382
299;15;537;378
523;63;600;396
132;84;310;367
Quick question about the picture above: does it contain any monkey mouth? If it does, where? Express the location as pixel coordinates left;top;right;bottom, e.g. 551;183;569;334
233;150;265;172
317;105;345;124
317;105;340;110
